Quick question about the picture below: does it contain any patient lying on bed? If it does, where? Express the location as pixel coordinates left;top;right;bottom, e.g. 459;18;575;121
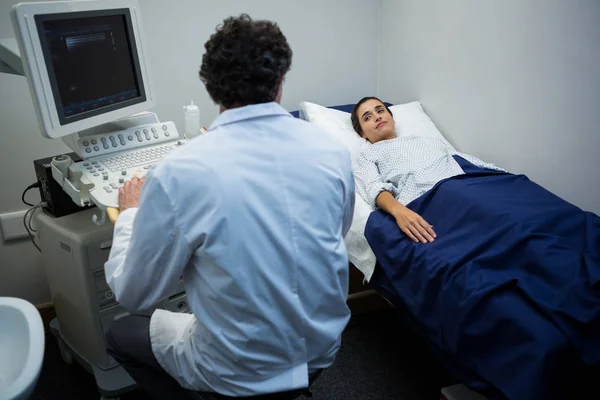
353;96;600;400
350;96;504;244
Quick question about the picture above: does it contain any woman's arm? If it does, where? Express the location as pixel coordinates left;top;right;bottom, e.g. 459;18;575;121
353;150;436;243
353;150;399;208
376;191;436;244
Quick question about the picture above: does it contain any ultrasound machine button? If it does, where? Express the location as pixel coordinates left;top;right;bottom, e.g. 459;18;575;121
94;145;99;151
85;148;92;153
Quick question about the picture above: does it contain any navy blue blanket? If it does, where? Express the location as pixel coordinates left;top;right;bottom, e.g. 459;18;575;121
366;157;600;400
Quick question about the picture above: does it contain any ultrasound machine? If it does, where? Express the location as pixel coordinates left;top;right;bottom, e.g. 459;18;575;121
2;1;190;397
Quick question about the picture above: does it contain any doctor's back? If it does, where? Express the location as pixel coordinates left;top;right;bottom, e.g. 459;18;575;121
152;102;354;392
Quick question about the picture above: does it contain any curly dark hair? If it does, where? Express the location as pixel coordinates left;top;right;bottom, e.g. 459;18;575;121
199;14;292;108
350;96;393;137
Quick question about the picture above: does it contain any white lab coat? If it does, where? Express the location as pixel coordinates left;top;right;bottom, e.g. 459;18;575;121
105;102;354;396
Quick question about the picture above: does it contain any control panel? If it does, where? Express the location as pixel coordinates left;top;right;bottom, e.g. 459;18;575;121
78;121;178;158
75;121;187;210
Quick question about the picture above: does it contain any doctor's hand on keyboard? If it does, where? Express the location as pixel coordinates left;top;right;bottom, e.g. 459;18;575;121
119;177;146;213
106;177;146;224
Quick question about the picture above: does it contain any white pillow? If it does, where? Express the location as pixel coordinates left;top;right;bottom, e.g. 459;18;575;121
388;101;446;140
299;100;446;152
298;102;364;153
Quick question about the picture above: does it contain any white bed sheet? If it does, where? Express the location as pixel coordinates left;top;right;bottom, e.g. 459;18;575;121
344;193;377;282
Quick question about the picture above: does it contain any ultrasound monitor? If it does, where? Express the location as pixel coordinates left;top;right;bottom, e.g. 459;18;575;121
11;0;155;139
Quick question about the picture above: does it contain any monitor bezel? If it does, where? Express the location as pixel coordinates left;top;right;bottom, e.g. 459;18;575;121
34;8;147;126
11;0;155;139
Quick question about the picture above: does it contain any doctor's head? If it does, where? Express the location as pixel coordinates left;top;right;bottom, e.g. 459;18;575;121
351;97;396;143
200;14;292;111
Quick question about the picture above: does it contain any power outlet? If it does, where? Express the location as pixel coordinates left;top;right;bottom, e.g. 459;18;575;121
0;210;31;242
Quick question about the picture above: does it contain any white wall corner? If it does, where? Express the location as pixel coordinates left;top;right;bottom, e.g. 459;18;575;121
376;0;382;98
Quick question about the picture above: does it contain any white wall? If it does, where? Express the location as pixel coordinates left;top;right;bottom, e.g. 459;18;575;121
0;0;65;306
0;0;379;305
139;0;379;130
379;0;600;215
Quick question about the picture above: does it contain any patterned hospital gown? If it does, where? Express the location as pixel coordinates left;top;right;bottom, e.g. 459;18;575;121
352;135;504;208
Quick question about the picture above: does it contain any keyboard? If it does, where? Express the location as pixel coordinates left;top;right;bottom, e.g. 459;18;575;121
100;143;179;172
78;137;187;210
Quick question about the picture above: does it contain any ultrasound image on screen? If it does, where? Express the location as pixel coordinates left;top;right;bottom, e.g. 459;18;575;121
41;13;141;119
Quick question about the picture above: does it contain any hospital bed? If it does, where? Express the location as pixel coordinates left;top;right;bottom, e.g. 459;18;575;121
295;100;600;400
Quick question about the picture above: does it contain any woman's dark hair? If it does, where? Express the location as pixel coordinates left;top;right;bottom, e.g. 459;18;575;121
350;96;393;137
199;14;292;108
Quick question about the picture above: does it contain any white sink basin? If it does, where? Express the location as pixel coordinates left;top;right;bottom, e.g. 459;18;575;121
0;297;45;400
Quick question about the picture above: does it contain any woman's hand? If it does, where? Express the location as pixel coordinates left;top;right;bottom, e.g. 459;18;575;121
393;207;436;243
376;191;437;243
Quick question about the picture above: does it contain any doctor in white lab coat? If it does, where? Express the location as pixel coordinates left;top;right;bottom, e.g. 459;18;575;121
104;14;355;399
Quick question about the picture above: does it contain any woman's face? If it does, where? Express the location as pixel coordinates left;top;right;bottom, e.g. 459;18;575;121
357;99;396;143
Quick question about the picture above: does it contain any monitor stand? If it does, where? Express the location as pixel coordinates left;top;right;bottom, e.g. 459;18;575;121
0;37;24;76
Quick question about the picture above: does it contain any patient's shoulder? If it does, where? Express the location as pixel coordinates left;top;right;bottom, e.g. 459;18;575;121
352;141;380;164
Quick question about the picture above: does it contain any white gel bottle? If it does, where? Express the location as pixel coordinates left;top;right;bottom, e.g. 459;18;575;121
183;100;201;139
